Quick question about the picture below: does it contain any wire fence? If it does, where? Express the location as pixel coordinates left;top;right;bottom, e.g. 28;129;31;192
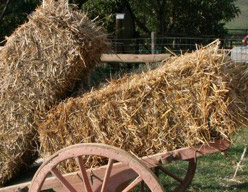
82;35;248;90
227;29;248;35
108;36;245;54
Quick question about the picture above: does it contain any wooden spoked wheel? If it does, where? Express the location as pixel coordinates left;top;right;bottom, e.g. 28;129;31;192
155;159;196;192
29;143;165;192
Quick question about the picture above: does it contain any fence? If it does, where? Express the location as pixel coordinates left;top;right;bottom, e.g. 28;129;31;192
227;29;248;35
0;36;245;55
109;36;245;55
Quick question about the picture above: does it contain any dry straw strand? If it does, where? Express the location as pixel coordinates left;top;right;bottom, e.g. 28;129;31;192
39;40;248;172
0;0;108;185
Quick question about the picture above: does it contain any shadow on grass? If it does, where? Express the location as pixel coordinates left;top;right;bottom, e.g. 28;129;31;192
230;182;248;190
190;181;248;191
227;146;246;153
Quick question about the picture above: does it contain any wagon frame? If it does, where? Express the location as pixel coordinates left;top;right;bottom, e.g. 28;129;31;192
0;139;230;192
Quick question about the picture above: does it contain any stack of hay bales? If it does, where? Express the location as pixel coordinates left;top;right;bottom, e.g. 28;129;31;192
38;41;248;172
0;0;108;185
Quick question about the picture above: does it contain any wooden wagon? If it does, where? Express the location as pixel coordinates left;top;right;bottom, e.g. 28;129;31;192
0;139;230;192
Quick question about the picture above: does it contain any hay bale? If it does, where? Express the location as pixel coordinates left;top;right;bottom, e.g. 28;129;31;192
38;41;248;172
0;0;108;185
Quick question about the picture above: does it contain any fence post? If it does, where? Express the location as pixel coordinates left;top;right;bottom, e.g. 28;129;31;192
151;32;157;54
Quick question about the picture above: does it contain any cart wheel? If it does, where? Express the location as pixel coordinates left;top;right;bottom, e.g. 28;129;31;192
29;143;165;192
156;159;196;192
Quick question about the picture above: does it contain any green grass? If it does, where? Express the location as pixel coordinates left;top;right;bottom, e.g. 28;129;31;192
157;129;248;192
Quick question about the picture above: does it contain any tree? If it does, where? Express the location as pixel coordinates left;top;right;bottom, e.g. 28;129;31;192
0;0;240;45
0;0;92;44
0;0;40;44
82;0;124;34
69;0;88;9
0;0;12;21
82;0;240;37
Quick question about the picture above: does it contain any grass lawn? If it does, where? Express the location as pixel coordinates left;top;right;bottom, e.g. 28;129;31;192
158;129;248;192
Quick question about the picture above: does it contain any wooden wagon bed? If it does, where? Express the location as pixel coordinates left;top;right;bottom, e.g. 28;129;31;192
0;139;230;192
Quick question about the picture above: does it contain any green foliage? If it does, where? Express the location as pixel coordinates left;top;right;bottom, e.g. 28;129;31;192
0;0;40;43
82;0;240;37
82;0;124;34
169;0;240;36
0;0;241;44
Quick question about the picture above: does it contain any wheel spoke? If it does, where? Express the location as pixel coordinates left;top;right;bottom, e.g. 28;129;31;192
51;167;77;192
76;156;93;192
122;176;142;192
158;166;183;183
100;159;114;192
29;144;165;192
173;159;197;192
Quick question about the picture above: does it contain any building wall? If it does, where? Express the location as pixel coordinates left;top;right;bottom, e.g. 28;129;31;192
226;0;248;30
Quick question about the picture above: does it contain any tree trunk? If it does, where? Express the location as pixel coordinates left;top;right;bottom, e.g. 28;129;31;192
124;0;151;35
0;0;11;22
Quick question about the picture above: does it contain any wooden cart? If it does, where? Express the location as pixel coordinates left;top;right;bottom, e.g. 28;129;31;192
0;139;230;192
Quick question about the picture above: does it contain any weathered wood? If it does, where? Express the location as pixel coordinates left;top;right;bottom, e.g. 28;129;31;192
100;54;170;63
0;139;230;192
151;32;157;54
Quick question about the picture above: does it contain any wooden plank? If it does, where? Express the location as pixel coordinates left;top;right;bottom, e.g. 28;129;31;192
142;139;230;166
100;54;170;63
0;50;170;63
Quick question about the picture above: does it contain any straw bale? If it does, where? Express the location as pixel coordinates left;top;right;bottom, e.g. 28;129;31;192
0;0;108;185
39;41;248;172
